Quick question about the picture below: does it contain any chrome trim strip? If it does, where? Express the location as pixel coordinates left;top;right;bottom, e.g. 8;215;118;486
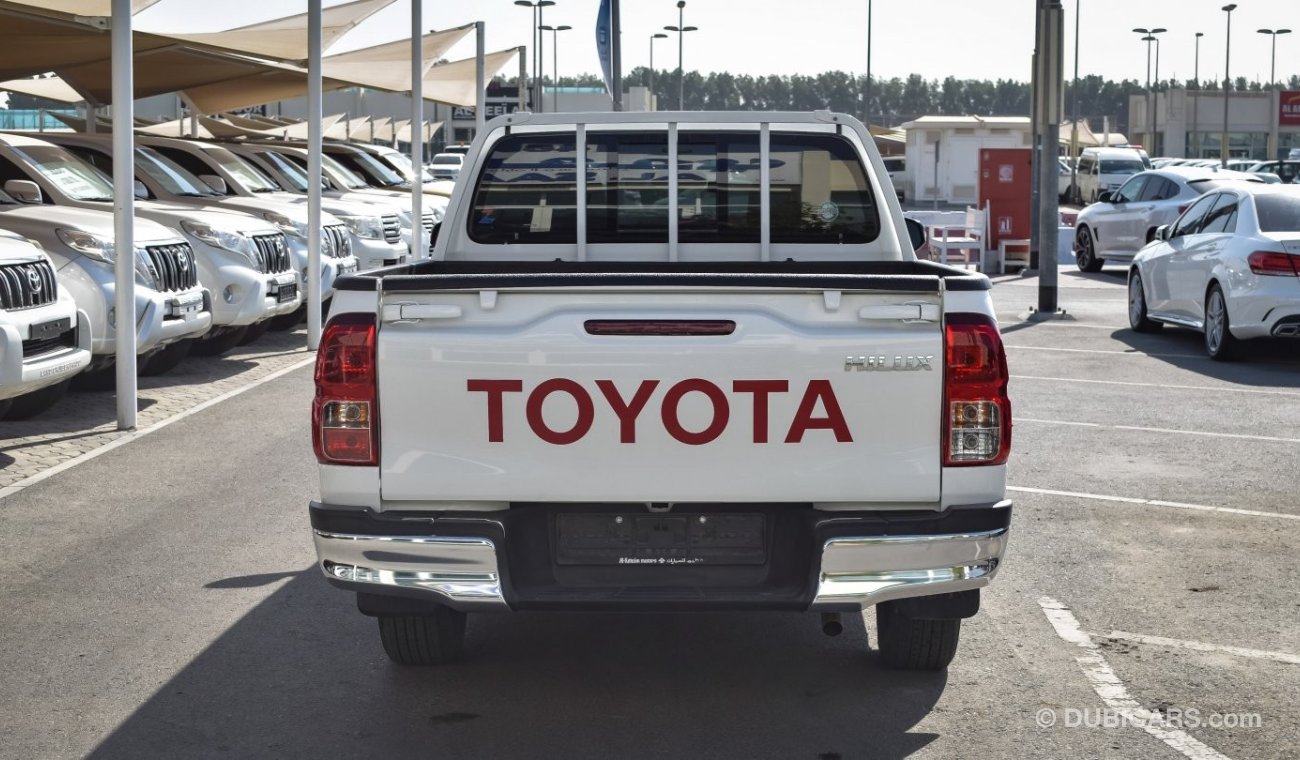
312;529;507;610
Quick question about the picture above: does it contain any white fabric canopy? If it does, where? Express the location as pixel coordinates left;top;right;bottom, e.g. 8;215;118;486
147;0;394;62
1;0;160;14
322;25;474;93
0;74;83;103
395;120;442;144
346;116;374;141
137;117;214;138
421;48;520;108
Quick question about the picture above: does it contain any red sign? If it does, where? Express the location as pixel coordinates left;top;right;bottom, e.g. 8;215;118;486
1281;91;1300;126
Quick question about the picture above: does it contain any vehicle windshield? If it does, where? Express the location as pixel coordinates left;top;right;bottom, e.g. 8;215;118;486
135;146;217;197
205;146;281;193
342;150;407;187
256;150;311;192
1100;159;1145;174
380;150;429;182
10;144;114;201
279;151;370;190
432;154;462;165
1254;194;1300;232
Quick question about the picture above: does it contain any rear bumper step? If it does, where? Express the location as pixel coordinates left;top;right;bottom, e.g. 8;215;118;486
310;500;1011;612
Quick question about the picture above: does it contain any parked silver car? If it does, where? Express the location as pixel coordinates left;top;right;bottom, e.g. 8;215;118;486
1073;166;1261;272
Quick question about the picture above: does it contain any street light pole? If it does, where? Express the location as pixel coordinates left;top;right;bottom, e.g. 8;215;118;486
515;1;556;112
1257;28;1292;86
1192;31;1202;158
1221;4;1236;167
540;24;572;113
650;32;667;110
1133;27;1166;155
664;1;698;110
1069;0;1079;202
865;0;872;125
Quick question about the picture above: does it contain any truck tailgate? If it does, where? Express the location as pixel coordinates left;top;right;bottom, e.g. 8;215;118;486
377;287;944;504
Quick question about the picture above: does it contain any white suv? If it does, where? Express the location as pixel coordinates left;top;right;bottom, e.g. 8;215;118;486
0;229;91;418
1073;167;1261;272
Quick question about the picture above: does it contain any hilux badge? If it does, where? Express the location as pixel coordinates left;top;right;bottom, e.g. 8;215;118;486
845;355;934;371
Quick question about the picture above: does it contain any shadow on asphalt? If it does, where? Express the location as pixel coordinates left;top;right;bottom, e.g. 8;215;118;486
1111;328;1300;386
88;571;947;759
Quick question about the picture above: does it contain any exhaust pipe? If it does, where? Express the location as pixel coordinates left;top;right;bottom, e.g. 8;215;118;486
820;612;843;637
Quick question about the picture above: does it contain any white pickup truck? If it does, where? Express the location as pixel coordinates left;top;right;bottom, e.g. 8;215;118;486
309;111;1012;671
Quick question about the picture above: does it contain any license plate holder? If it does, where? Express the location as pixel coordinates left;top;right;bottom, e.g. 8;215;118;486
555;513;766;566
167;294;202;318
275;283;298;303
30;317;71;341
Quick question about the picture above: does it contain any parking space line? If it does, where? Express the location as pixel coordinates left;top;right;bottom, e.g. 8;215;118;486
1038;598;1233;760
1008;486;1300;521
1017;418;1300;445
1006;345;1206;359
0;357;315;502
1012;375;1300;398
1102;631;1300;666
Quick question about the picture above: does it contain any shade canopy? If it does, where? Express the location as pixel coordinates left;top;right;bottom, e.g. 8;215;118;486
322;25;474;92
0;74;83;103
421;48;520;108
150;0;393;62
395;120;442;144
2;0;159;14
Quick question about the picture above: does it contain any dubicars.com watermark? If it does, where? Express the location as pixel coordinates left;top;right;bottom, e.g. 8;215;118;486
1035;707;1263;730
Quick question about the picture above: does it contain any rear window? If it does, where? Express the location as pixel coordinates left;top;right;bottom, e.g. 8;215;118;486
467;130;879;246
1100;159;1145;174
1254;194;1300;232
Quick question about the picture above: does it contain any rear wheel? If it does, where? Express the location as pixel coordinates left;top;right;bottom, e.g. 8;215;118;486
1204;284;1241;361
377;608;467;666
139;339;193;376
875;601;961;670
191;326;249;357
238;320;271;345
2;379;71;420
1075;227;1104;272
1127;272;1162;333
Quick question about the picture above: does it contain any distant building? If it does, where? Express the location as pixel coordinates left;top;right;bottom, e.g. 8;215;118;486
900;115;1032;205
1129;88;1300;160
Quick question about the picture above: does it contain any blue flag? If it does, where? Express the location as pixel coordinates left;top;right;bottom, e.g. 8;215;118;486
596;0;614;98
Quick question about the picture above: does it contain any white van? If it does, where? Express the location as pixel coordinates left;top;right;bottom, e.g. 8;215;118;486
1075;147;1148;204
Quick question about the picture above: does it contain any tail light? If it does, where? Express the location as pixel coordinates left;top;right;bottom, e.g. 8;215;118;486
1247;251;1300;276
313;313;378;465
944;313;1012;466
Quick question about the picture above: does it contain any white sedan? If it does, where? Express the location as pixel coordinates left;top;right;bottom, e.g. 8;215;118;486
1127;184;1300;360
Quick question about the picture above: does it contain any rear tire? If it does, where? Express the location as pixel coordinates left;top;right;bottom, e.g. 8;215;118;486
2;379;71;420
377;608;467;666
191;326;249;357
1075;227;1104;273
875;601;961;670
139;339;193;376
1127;272;1163;333
238;320;271;345
1204;284;1241;361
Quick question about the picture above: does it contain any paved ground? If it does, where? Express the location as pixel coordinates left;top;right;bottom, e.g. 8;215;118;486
1;267;1297;759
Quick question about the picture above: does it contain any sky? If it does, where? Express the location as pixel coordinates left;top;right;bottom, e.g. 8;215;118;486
132;0;1299;87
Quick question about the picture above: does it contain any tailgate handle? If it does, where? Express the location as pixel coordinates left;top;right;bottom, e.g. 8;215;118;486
585;319;736;336
857;303;940;322
381;303;463;322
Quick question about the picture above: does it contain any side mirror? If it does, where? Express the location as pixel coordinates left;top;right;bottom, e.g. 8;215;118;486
134;179;148;200
904;217;927;252
1098;191;1113;204
1155;225;1170;242
4;179;42;204
199;174;228;195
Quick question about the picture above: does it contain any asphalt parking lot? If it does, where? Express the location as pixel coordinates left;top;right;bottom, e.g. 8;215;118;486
1;265;1297;760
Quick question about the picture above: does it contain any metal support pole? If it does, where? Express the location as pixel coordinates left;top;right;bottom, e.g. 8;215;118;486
476;21;486;135
307;0;323;350
1069;0;1079;201
610;0;622;111
1153;37;1161;155
677;3;685;109
537;4;546;114
1037;0;1063;313
518;45;528;111
111;0;137;429
865;0;872;125
1222;5;1235;166
411;0;425;259
1192;32;1202;158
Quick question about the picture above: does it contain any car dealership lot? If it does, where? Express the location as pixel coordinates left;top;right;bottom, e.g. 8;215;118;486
0;268;1296;759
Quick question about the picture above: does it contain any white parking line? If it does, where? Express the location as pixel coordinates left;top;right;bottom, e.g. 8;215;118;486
1012;374;1300;398
1016;418;1300;445
0;357;315;502
1038;598;1233;760
1102;631;1300;666
1008;486;1300;522
1006;345;1206;359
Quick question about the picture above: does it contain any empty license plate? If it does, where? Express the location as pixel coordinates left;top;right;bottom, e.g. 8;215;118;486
30;317;71;341
555;513;766;566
